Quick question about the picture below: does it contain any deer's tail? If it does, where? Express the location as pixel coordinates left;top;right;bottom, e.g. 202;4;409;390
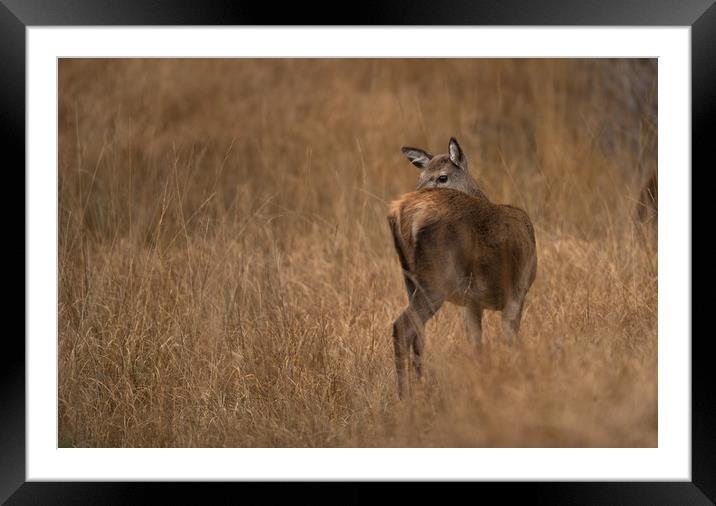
388;202;416;298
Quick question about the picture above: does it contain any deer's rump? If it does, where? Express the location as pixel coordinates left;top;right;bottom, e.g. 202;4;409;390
388;188;537;310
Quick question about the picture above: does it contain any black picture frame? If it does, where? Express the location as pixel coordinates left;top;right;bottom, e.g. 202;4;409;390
5;1;712;504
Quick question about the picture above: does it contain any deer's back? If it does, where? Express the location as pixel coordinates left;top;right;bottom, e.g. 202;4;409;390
388;188;536;309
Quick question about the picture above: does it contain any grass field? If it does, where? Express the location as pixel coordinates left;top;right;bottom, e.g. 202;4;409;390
58;58;657;447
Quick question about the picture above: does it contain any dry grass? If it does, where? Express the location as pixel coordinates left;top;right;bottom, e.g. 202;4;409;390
58;58;657;448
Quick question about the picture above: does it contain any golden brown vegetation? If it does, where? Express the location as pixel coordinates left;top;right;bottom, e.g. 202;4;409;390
59;59;657;447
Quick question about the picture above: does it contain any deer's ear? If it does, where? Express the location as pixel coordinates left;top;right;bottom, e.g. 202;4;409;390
401;147;433;170
448;137;467;170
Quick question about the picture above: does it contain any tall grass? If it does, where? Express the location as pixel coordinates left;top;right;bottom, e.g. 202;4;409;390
59;59;657;447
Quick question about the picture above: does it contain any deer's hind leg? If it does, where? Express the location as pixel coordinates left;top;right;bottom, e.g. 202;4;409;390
409;285;443;381
392;281;443;399
501;296;524;345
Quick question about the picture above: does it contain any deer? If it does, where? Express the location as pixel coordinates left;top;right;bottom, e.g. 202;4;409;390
387;138;537;398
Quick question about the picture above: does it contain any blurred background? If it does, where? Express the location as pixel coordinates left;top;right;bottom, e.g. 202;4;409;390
59;59;657;448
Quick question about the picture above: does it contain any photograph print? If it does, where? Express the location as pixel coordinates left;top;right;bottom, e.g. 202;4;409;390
58;58;657;448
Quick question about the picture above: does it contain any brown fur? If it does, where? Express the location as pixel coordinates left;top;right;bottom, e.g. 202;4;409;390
388;188;537;398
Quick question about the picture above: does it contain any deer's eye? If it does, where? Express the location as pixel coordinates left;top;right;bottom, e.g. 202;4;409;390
437;175;448;184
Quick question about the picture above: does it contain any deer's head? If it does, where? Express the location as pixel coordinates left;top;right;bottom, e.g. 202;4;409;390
401;137;481;197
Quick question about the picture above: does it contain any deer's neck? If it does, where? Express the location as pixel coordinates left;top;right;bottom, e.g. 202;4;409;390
465;177;490;203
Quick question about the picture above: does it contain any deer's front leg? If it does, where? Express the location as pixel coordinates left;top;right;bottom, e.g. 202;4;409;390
465;303;483;353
